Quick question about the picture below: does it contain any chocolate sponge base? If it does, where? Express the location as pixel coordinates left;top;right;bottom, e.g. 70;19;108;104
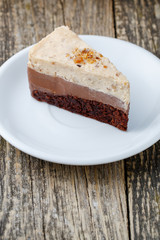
32;90;128;131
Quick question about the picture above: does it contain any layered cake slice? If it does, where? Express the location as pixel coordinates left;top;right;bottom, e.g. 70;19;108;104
28;26;130;130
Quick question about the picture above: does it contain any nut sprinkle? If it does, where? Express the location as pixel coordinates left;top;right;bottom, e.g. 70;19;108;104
66;48;108;68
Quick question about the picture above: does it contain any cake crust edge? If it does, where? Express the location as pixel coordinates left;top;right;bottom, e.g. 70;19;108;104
32;89;129;131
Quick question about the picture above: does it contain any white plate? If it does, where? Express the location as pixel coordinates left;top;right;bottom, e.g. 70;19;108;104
0;36;160;165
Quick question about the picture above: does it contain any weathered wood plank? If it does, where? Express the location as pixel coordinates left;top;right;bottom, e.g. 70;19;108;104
127;144;160;240
114;0;160;57
0;0;129;239
63;0;114;36
30;161;129;240
114;0;160;239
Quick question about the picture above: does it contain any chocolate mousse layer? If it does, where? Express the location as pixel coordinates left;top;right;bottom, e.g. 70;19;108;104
28;67;129;130
28;68;128;113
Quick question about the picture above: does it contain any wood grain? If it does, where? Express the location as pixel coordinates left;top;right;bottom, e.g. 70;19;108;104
0;0;129;239
0;0;159;239
114;0;160;239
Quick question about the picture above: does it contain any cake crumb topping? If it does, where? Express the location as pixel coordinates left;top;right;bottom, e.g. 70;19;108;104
66;48;107;67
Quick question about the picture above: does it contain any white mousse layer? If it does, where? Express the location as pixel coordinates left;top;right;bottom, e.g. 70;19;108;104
28;26;130;110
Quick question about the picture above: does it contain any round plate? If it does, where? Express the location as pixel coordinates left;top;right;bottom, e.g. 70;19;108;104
0;36;160;165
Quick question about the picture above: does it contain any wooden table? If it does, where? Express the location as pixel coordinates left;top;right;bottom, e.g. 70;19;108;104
0;0;160;239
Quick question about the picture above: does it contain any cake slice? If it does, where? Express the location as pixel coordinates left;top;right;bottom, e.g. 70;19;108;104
28;26;130;130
